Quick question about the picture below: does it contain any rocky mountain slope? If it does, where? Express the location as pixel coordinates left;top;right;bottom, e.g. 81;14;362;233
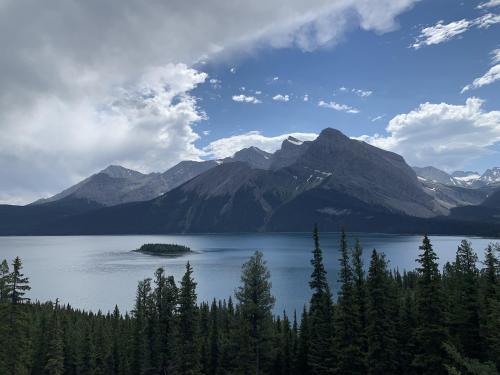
2;128;499;236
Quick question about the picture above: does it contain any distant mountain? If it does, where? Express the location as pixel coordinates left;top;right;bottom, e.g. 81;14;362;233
3;127;500;236
413;166;460;186
270;136;311;170
224;147;273;169
32;161;219;207
481;167;500;185
414;167;500;188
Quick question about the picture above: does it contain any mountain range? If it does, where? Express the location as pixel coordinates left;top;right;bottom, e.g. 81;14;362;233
1;128;499;236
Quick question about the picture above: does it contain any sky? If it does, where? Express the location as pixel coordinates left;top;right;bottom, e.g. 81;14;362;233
0;0;500;204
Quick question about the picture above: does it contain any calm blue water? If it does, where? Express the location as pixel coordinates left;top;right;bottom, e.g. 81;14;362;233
0;233;497;314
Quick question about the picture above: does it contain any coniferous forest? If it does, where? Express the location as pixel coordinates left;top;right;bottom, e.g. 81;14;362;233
0;229;499;375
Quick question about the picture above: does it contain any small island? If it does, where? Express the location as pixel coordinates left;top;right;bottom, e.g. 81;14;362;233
134;243;192;256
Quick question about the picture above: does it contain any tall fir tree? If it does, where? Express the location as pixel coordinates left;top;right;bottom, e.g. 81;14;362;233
176;262;201;375
307;225;335;375
44;301;65;375
366;250;398;375
0;259;9;303
334;230;365;374
479;244;500;368
450;240;481;359
413;235;449;375
235;251;275;375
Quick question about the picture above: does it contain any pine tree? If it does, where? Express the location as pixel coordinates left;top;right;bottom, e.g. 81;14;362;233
352;239;367;350
4;257;32;375
45;301;65;375
449;240;481;359
365;249;398;375
296;306;310;375
235;251;275;375
0;259;9;303
334;230;365;374
413;235;449;375
479;243;500;368
176;262;201;375
308;225;335;375
8;256;31;305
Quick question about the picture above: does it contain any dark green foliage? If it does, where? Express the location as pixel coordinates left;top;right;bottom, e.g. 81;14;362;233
307;225;335;375
135;243;191;255
366;250;398;375
334;230;366;374
235;251;275;375
413;235;449;375
0;231;499;375
176;262;201;375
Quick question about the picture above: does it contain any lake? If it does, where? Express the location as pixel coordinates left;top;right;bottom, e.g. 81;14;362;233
0;233;497;315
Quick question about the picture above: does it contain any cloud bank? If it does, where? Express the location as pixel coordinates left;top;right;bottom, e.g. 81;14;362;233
359;98;500;171
0;0;419;203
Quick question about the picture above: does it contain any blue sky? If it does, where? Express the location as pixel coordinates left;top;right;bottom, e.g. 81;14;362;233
1;0;500;203
192;0;500;172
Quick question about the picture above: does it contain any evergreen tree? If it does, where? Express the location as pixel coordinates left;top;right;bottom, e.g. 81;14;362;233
449;240;481;359
366;250;398;375
307;226;335;375
235;251;275;375
44;301;65;375
296;306;310;375
176;262;201;375
352;239;367;351
334;230;365;374
8;256;31;305
479;244;500;368
0;259;9;303
413;235;449;375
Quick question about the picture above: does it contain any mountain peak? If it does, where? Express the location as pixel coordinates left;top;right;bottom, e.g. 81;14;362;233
99;165;144;179
317;127;347;140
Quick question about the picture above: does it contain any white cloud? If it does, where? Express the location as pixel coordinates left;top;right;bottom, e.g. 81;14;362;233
230;67;236;74
318;100;360;114
273;76;279;81
474;13;500;28
272;94;290;102
492;48;500;64
371;115;384;122
232;94;262;104
339;86;348;91
412;13;500;49
478;0;500;9
303;94;309;102
0;64;207;202
0;0;419;203
359;98;500;170
462;48;500;92
352;88;373;97
209;78;221;88
462;65;500;92
412;19;471;49
204;131;318;158
255;90;262;95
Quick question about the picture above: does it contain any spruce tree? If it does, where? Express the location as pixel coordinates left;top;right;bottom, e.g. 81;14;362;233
235;251;275;375
479;244;500;368
450;240;481;359
296;306;310;375
366;250;398;375
413;235;449;375
176;262;201;375
334;230;365;374
0;259;9;303
45;302;65;375
308;225;335;375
